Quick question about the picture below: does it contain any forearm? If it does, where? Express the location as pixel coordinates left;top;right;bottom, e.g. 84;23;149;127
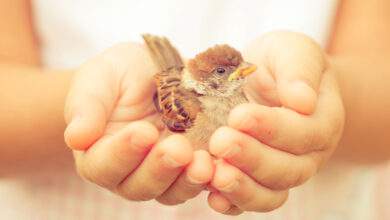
328;0;390;163
331;56;390;163
0;63;74;172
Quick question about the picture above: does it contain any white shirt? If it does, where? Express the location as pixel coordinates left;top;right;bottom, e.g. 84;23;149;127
32;0;338;68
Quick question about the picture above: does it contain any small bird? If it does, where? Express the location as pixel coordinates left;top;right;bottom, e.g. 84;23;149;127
143;34;257;149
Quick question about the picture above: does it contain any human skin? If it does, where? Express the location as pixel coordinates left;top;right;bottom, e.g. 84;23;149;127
0;0;390;215
328;0;390;162
62;32;344;211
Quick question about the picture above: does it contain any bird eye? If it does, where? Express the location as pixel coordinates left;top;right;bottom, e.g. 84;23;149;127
216;67;226;74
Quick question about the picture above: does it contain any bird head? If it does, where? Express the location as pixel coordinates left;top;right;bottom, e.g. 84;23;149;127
185;45;257;96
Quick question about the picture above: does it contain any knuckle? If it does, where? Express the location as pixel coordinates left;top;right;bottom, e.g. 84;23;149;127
251;157;297;190
260;167;296;190
285;160;316;189
257;160;312;190
250;158;265;181
265;108;282;143
309;126;329;152
238;192;258;211
270;175;297;190
298;128;319;154
283;169;307;189
285;159;317;189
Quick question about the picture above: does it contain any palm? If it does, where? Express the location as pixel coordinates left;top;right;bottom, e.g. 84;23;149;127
95;43;173;140
70;43;272;147
105;74;162;136
106;61;265;140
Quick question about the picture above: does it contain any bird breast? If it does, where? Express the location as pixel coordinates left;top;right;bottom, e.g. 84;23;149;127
184;92;247;149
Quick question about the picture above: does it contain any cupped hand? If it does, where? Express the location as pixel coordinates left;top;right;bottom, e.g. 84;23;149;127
207;31;345;215
64;43;213;205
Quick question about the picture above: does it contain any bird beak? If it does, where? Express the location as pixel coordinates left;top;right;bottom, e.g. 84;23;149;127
228;62;257;81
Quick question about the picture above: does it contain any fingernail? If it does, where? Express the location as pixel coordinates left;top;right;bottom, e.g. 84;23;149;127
217;180;239;193
289;81;316;95
286;80;317;114
218;145;241;158
186;175;205;185
221;205;232;213
162;154;185;168
207;185;218;192
66;116;82;130
64;117;83;147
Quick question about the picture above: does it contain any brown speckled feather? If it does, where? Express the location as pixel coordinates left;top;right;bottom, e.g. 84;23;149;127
142;34;201;132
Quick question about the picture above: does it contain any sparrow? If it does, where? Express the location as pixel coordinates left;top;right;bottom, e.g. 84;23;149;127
143;34;257;149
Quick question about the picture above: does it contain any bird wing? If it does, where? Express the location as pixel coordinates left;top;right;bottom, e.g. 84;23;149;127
142;34;201;132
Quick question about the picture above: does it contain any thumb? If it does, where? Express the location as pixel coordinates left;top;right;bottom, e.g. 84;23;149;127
245;31;326;114
64;62;117;150
277;79;318;115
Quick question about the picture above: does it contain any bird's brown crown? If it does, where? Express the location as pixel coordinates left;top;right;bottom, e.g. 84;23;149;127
187;45;243;80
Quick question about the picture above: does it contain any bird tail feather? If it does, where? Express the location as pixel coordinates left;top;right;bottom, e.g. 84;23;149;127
142;34;184;72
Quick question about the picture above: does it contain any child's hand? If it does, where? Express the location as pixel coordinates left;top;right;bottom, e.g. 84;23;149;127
64;43;213;205
207;32;345;215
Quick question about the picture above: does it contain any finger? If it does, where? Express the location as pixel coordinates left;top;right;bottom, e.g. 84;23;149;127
209;127;320;190
73;121;159;189
208;192;243;216
211;160;288;212
116;135;193;201
244;31;327;114
244;64;281;106
156;150;214;205
229;71;344;155
64;60;118;150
